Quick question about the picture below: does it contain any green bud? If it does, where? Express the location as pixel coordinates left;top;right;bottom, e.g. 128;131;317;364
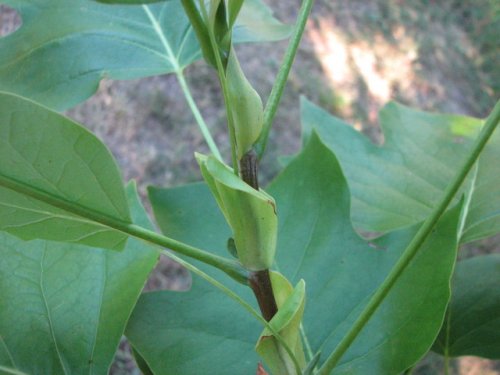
256;271;306;375
226;0;244;29
226;47;264;159
196;153;277;271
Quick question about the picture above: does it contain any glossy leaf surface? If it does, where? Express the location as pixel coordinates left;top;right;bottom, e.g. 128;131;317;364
0;0;289;110
133;134;460;374
0;92;130;250
432;254;500;359
301;98;499;243
0;184;159;375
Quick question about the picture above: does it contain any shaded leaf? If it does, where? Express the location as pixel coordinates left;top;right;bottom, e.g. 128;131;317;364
0;0;289;110
301;98;499;243
432;254;500;359
137;133;460;374
126;182;261;374
0;183;159;375
269;134;460;374
0;92;130;250
126;279;260;375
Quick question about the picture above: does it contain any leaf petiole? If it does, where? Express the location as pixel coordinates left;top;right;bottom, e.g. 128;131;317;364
0;172;247;284
254;0;315;159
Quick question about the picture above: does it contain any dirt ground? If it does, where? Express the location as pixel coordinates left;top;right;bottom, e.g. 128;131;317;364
1;0;499;374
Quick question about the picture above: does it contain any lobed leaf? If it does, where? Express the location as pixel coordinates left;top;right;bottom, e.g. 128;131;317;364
0;183;159;375
0;92;130;250
432;254;500;359
137;133;460;374
301;98;500;243
0;0;290;110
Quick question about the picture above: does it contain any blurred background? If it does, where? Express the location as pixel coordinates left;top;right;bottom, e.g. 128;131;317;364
1;0;499;374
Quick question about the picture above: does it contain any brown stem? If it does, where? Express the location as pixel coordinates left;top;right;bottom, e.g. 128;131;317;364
239;149;259;190
248;269;278;321
239;150;278;321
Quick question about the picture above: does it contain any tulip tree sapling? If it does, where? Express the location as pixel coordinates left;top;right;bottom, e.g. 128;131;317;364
0;1;499;374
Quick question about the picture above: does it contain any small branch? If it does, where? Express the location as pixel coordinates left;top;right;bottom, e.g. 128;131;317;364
317;99;500;374
239;150;278;321
176;71;223;161
239;149;259;189
0;173;248;284
200;0;239;174
254;0;315;159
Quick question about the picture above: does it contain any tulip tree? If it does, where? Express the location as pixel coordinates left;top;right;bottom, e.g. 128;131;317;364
0;0;499;374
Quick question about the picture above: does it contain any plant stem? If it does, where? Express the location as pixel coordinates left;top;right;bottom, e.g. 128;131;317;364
254;0;315;159
160;249;303;375
199;1;239;175
142;4;222;160
0;173;248;284
176;71;223;161
239;151;278;321
317;99;500;375
248;269;278;321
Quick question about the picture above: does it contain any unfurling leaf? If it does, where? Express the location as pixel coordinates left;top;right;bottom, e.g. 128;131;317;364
196;153;277;271
256;272;306;375
226;48;264;159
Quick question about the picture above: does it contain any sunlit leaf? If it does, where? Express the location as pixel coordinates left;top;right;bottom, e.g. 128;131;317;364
301;98;499;243
0;0;289;110
0;92;130;250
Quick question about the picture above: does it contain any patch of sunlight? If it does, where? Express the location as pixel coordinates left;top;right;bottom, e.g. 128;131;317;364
307;18;419;126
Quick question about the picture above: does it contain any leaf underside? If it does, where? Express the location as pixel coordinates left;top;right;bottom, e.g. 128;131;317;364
301;98;500;244
0;183;159;375
0;92;130;250
129;134;461;374
0;0;290;110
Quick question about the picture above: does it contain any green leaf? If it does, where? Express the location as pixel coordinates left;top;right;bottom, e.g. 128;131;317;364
233;0;291;43
126;279;260;375
0;183;159;375
0;92;130;250
432;254;500;359
196;153;277;271
0;0;289;110
269;134;460;374
227;0;244;30
125;182;261;374
95;0;167;4
225;47;264;159
256;272;306;375
301;98;500;243
141;134;460;374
